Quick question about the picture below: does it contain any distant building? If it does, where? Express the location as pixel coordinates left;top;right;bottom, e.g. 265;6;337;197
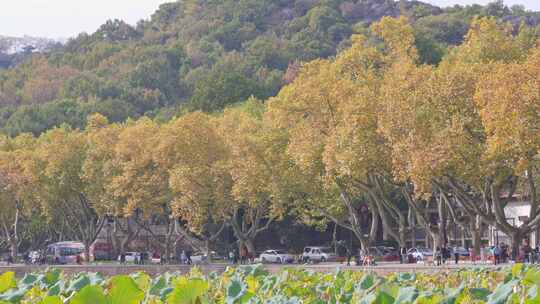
489;199;538;248
406;197;538;250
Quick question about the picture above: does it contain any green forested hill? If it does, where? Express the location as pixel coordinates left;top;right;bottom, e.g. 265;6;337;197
0;0;538;136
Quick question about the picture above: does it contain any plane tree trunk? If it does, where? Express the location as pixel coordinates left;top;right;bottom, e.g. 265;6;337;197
58;194;106;264
447;174;539;262
230;204;276;258
368;174;409;248
316;182;379;257
402;183;443;252
111;216;141;258
0;206;20;262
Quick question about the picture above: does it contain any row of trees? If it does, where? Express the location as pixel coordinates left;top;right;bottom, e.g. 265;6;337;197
0;100;291;261
1;17;539;261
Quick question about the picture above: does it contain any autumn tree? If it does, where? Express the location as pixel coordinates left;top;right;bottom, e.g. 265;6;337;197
0;134;36;261
219;99;296;255
32;126;106;261
110;117;179;259
156;112;229;257
466;41;539;257
378;17;540;255
82;114;141;258
266;27;408;252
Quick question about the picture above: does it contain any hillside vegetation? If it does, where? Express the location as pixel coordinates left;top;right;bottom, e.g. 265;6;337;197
0;0;539;136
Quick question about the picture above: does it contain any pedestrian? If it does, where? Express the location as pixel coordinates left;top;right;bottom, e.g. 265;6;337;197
470;247;477;265
400;246;406;264
502;245;508;263
442;247;448;264
120;252;126;264
435;247;442;266
346;246;352;266
453;246;459;264
480;246;486;264
180;250;186;264
240;246;247;265
229;250;235;264
233;248;239;264
493;244;501;265
524;243;532;263
186;250;192;265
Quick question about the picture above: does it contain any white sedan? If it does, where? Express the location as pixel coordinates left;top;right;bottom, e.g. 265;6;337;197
259;250;295;264
407;247;433;261
191;251;223;264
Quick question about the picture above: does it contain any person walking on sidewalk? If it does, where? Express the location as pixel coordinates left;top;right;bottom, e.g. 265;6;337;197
435;247;442;266
400;246;407;264
240;246;247;265
493;244;501;265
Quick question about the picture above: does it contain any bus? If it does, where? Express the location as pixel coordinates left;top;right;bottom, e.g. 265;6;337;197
90;240;113;261
46;241;85;264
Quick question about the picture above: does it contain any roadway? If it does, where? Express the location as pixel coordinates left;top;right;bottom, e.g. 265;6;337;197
0;261;504;277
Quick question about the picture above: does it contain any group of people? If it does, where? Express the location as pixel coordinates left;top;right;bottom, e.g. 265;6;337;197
434;247;463;266
228;245;254;264
400;243;540;266
398;245;473;265
178;250;193;264
491;243;540;265
118;252;148;265
521;244;540;264
490;244;509;265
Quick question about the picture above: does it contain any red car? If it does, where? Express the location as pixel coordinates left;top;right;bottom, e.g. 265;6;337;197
368;247;400;262
381;249;400;262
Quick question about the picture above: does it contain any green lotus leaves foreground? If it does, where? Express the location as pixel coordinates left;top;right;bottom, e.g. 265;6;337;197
1;265;540;303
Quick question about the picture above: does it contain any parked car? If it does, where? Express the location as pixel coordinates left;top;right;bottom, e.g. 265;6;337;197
381;246;398;253
117;252;140;263
380;248;400;262
407;247;433;261
449;247;470;257
259;250;295;264
191;252;206;264
301;247;336;263
191;251;221;264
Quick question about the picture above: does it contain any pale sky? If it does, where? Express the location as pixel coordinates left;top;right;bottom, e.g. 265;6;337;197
1;0;171;38
1;0;539;38
428;0;540;10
